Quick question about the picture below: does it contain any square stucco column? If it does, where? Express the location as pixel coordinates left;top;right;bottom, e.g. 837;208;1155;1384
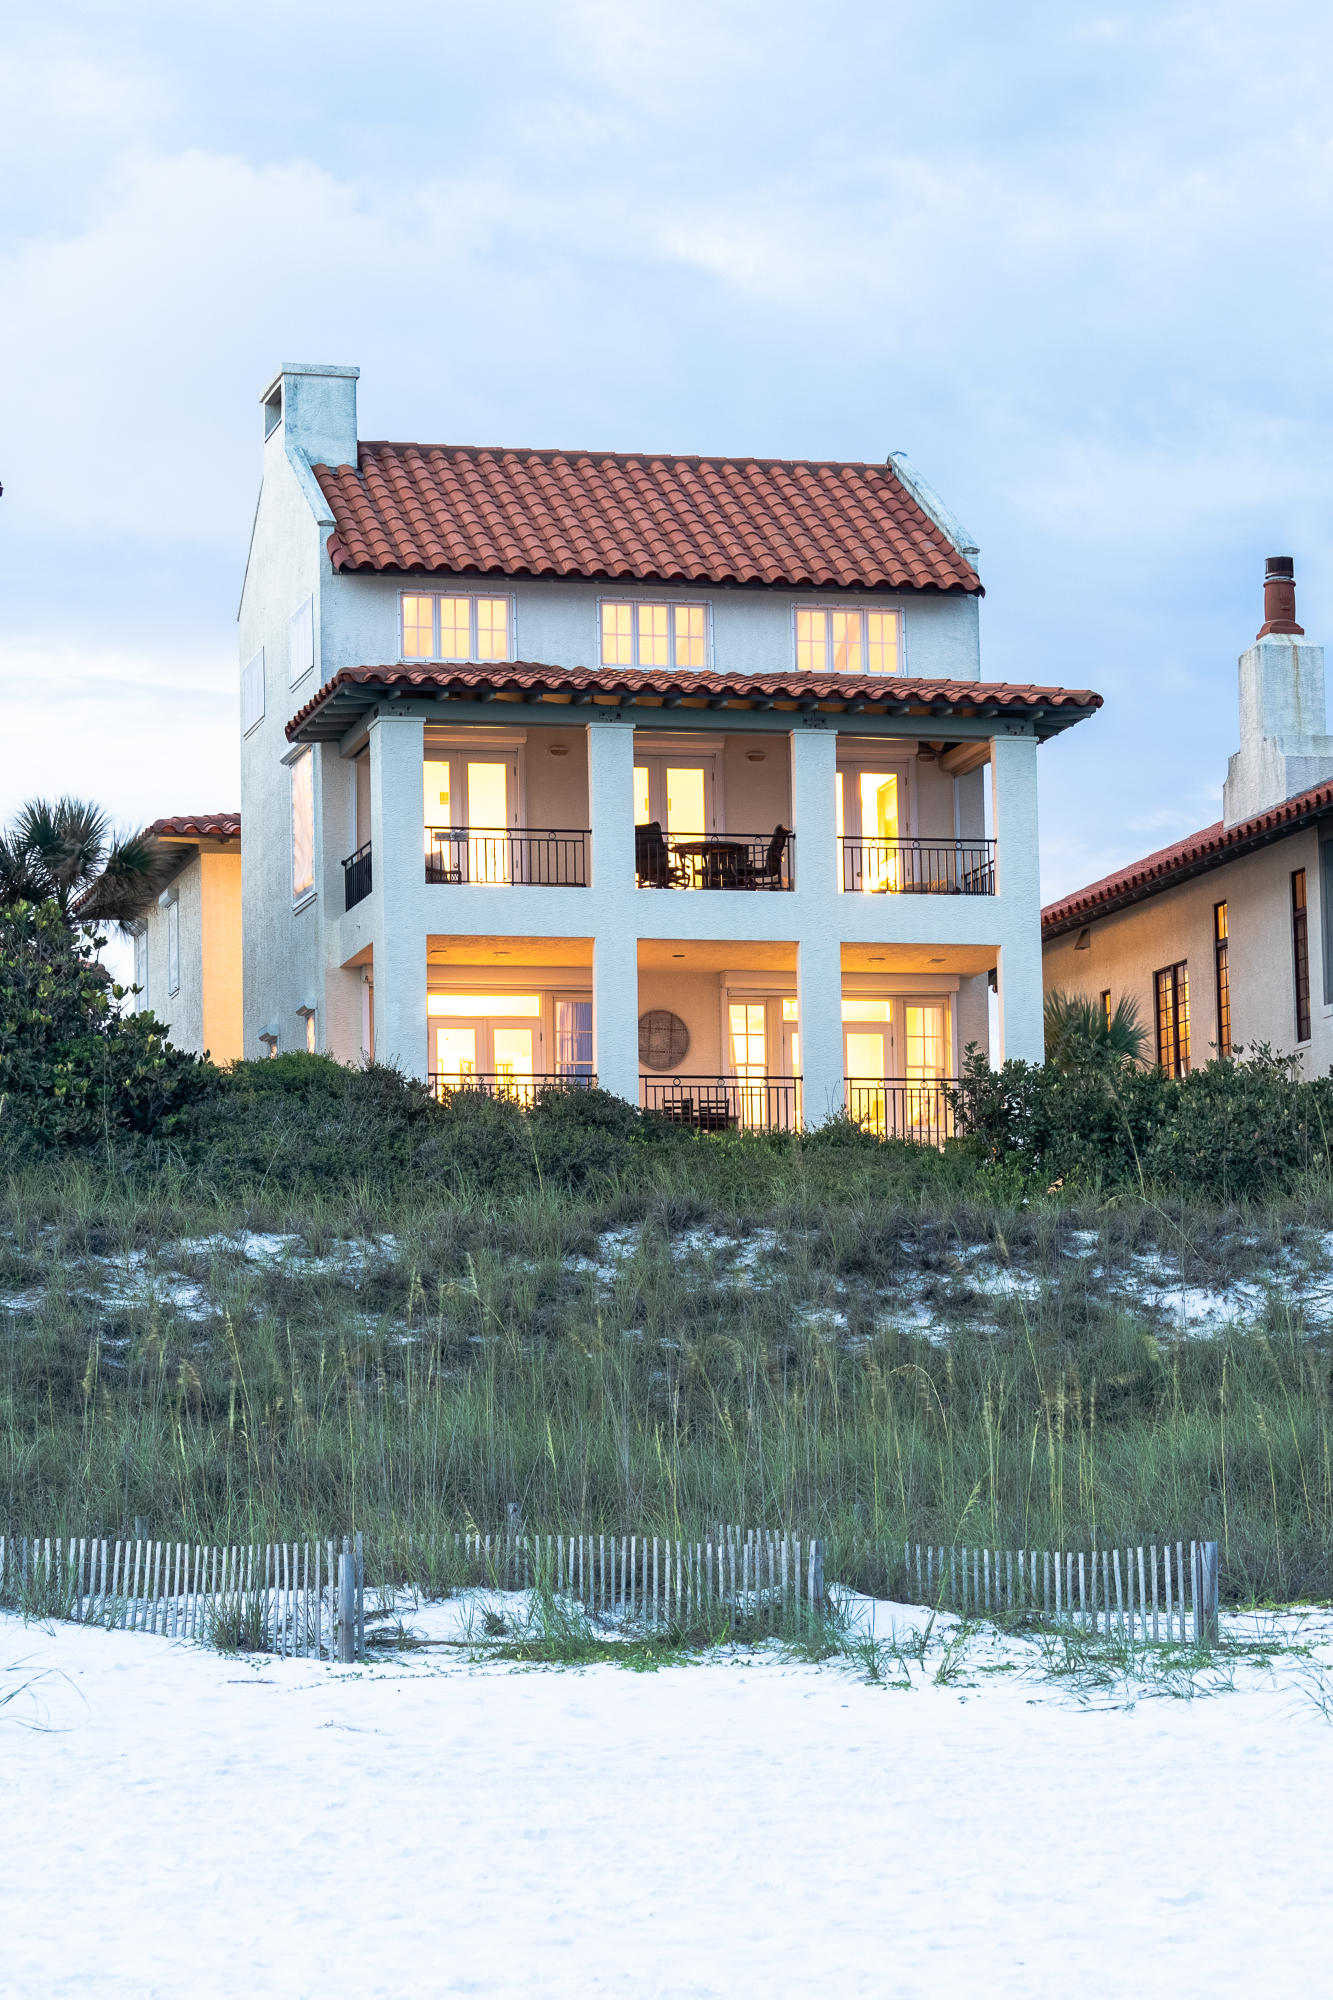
791;728;844;1123
368;712;427;1078
588;717;641;1103
990;731;1044;1065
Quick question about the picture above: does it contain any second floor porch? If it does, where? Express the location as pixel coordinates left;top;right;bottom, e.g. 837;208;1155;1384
339;721;997;910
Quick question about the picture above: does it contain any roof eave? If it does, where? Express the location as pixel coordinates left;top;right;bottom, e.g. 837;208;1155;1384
285;666;1101;746
1042;797;1333;939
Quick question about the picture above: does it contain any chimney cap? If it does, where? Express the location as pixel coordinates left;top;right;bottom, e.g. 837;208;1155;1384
1259;555;1303;638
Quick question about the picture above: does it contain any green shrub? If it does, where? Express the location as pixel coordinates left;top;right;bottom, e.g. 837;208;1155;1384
951;1040;1333;1197
0;900;213;1150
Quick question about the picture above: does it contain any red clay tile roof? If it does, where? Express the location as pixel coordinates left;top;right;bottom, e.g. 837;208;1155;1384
1042;780;1333;938
146;813;241;841
286;662;1100;743
311;444;982;593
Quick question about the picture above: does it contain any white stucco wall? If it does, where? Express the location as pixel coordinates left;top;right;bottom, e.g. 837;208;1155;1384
1043;823;1333;1074
237;406;330;1057
321;572;982;687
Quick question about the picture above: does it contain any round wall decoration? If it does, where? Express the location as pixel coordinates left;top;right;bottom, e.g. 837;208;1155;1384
638;1009;690;1072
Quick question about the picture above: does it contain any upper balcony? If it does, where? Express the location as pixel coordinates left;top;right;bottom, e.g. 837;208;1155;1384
426;827;589;887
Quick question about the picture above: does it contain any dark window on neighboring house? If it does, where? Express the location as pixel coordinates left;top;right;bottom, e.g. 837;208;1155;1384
1214;903;1231;1058
1322;840;1333;1004
1155;962;1191;1078
1100;989;1111;1032
1292;869;1311;1042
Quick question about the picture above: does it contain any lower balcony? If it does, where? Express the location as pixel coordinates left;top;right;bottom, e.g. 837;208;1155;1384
845;1077;957;1144
429;1069;598;1108
641;1074;801;1132
426;828;589;886
639;1074;958;1141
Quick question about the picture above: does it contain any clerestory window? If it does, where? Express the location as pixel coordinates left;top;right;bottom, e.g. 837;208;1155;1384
794;606;901;676
400;592;513;662
600;600;708;670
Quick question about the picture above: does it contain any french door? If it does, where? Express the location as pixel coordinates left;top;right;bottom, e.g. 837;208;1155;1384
843;998;952;1137
431;993;542;1096
837;764;908;892
423;753;521;882
634;756;717;836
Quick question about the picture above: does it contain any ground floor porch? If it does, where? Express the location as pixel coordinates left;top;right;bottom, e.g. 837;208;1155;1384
340;933;994;1138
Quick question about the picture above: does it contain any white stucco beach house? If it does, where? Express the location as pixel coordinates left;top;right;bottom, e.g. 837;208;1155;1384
140;361;1100;1133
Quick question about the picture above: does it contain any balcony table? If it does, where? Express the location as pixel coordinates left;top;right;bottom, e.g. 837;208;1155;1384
670;838;749;890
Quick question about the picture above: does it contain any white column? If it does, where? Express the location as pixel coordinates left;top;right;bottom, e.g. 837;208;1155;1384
587;717;640;1101
368;712;427;1078
791;728;843;1122
990;731;1045;1064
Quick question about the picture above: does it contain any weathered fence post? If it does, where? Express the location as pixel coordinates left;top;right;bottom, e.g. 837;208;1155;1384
810;1538;825;1610
1200;1540;1219;1650
337;1540;355;1663
354;1531;365;1661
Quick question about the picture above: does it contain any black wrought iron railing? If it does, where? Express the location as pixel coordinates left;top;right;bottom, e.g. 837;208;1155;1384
425;828;590;886
342;842;372;910
635;829;794;891
640;1075;801;1132
840;837;995;896
845;1077;958;1145
429;1071;597;1108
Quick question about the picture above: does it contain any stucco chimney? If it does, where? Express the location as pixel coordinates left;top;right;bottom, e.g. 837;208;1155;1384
260;363;359;469
1257;555;1304;638
1223;555;1332;824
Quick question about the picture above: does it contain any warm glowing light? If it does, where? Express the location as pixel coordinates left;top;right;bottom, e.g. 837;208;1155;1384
428;994;541;1017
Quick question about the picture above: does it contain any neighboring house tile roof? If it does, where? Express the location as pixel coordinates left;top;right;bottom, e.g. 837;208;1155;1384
286;663;1100;744
1042;779;1333;939
311;444;983;594
147;813;241;841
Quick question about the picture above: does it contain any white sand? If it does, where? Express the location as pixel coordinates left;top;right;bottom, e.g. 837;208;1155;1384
4;1609;1332;1998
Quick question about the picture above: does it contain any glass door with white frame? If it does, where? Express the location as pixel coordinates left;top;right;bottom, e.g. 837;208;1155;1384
428;993;542;1100
634;753;716;886
837;764;908;893
424;753;521;883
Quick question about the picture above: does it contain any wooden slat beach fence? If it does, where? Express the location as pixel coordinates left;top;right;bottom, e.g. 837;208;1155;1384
0;1533;367;1661
881;1538;1221;1647
426;1525;827;1632
0;1526;1220;1654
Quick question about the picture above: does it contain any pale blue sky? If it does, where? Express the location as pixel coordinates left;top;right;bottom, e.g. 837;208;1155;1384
4;0;1333;902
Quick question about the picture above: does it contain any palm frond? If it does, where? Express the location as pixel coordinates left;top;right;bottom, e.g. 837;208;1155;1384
76;836;176;931
1044;988;1148;1071
10;797;112;909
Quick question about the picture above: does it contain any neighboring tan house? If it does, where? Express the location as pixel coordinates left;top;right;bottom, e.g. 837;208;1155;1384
152;360;1103;1130
1043;560;1333;1077
131;813;243;1063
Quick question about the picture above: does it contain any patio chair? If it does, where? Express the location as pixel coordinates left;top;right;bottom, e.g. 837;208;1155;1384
635;820;676;887
737;824;790;890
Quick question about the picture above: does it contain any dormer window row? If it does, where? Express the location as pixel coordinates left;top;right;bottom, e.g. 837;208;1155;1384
401;592;513;663
397;591;903;674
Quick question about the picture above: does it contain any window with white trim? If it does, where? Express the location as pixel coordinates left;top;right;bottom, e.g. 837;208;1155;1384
166;899;180;997
400;592;512;662
290;749;315;901
289;596;314;687
600;600;708;670
794;606;901;676
240;649;265;734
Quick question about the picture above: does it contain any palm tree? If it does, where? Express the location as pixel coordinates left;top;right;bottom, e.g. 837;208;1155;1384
1044;988;1149;1070
0;797;173;931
